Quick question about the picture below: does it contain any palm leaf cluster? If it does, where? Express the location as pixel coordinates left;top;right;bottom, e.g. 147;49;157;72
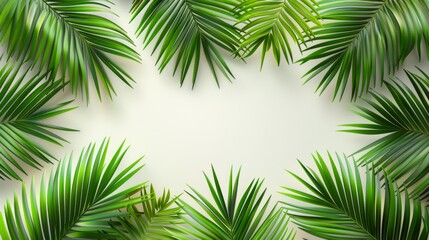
0;140;146;239
175;166;294;240
131;0;242;87
0;59;75;181
130;0;320;87
300;0;429;100
0;0;140;99
237;0;320;68
1;0;429;239
114;185;183;240
283;152;429;239
344;69;429;200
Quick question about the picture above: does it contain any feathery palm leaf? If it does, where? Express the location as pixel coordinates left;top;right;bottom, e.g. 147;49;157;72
343;69;429;200
300;0;429;100
130;0;242;87
175;166;295;240
283;152;429;239
0;0;140;99
0;139;146;239
0;59;75;181
236;0;320;67
114;185;183;240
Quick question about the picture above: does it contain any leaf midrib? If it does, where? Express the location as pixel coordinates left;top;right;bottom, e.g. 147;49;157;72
183;0;234;46
259;2;287;38
320;0;389;60
38;0;96;57
325;197;378;240
59;178;99;239
183;0;208;42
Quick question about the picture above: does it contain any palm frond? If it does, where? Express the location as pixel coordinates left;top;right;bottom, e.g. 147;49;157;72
299;0;429;100
342;69;429;201
0;0;140;99
0;59;75;181
114;185;183;240
0;139;146;239
237;0;320;67
175;166;295;240
130;0;242;87
283;152;429;240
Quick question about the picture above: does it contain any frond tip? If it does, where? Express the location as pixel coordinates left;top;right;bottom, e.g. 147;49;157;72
131;0;242;88
0;139;146;239
283;152;429;239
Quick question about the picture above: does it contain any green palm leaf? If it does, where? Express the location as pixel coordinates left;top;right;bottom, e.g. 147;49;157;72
0;59;75;181
299;0;429;100
0;0;140;99
342;69;429;200
114;185;183;240
283;152;429;239
237;0;320;67
130;0;242;87
0;139;146;239
175;166;295;240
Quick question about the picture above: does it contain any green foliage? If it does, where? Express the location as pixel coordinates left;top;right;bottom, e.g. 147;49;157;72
0;59;75;181
114;185;183;240
2;0;429;239
237;0;320;67
0;139;146;239
300;0;429;100
0;0;140;99
175;166;295;240
343;69;429;200
130;0;242;87
283;152;429;239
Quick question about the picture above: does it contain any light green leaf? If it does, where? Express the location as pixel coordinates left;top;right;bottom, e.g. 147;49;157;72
175;166;295;240
0;139;146;239
113;185;184;240
237;0;320;68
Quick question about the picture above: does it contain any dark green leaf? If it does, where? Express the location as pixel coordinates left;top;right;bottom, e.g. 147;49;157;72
0;59;75;181
175;166;294;240
0;0;141;100
283;152;429;239
300;0;429;100
131;0;242;87
343;68;429;201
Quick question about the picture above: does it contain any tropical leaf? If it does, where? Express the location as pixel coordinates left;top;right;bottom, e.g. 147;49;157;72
299;0;429;100
283;152;429;239
130;0;242;87
236;0;320;67
0;139;147;239
342;69;429;201
114;185;183;240
0;59;75;181
0;0;140;99
175;166;295;240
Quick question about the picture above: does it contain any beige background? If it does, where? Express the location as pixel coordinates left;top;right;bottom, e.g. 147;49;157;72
1;1;428;238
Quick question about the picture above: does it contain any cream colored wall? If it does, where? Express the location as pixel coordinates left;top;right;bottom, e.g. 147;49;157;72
0;1;428;238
